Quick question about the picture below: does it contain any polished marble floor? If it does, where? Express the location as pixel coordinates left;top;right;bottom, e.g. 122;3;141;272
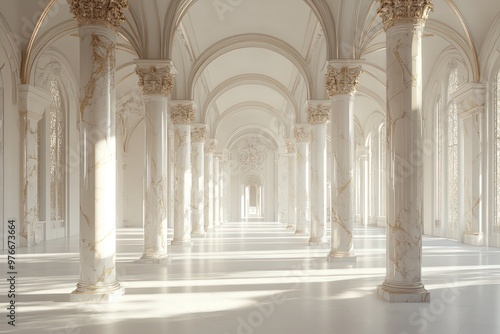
2;222;500;334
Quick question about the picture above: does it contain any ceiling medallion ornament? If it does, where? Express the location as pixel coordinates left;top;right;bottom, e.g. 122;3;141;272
294;126;311;143
377;0;434;31
326;66;363;97
136;66;174;96
239;138;265;173
67;0;128;30
170;104;194;125
308;104;331;125
191;126;208;143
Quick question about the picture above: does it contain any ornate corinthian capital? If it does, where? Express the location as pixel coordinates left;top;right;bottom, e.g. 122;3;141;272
307;103;331;125
191;125;208;143
205;139;217;153
169;102;195;125
136;63;175;96
67;0;128;30
293;125;311;143
286;140;296;154
377;0;434;31
326;66;363;97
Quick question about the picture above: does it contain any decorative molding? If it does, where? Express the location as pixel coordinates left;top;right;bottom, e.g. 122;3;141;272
205;139;217;153
191;125;208;143
169;102;195;125
377;0;434;31
326;66;363;96
455;83;486;118
67;0;128;30
307;103;331;125
135;63;174;96
293;125;311;143
35;62;61;90
239;138;265;173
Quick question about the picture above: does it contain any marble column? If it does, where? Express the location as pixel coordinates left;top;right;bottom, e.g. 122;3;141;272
19;85;51;247
68;0;128;302
204;140;216;231
219;155;229;224
326;65;363;260
277;150;289;224
170;101;195;245
135;60;175;263
191;125;208;236
294;125;311;235
376;0;433;302
308;102;331;246
214;154;220;227
358;146;370;226
286;140;297;231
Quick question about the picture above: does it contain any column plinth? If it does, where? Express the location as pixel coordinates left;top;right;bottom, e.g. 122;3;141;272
68;0;129;301
376;0;433;302
308;102;330;246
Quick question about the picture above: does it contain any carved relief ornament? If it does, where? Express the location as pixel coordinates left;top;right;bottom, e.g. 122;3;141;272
377;0;434;31
67;0;128;30
326;66;363;97
136;66;174;96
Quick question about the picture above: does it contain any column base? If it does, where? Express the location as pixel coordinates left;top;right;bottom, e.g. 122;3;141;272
191;230;207;237
136;254;172;264
308;236;328;246
204;226;215;232
377;282;430;303
294;229;309;236
463;232;484;246
327;250;356;262
285;225;296;232
171;239;193;246
70;281;125;302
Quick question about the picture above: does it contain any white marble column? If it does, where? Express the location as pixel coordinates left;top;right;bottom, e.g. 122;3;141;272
170;101;194;245
135;60;175;263
294;125;311;235
277;150;289;224
19;85;51;247
214;154;221;227
219;155;226;225
204;140;216;231
376;0;433;302
68;0;127;301
358;146;370;226
191;125;208;236
307;102;331;246
286;140;297;231
326;66;363;260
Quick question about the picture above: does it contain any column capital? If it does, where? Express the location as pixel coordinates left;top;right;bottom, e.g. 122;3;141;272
135;60;176;96
326;65;363;97
67;0;128;30
286;139;296;154
18;84;52;122
205;139;217;153
454;83;487;119
376;0;434;31
169;100;195;125
191;124;208;143
307;100;331;125
293;124;311;143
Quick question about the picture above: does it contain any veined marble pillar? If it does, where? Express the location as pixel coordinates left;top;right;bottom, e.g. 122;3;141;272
214;154;221;227
68;0;128;301
19;85;51;247
358;146;370;226
277;150;289;224
294;125;311;235
170;101;194;245
327;65;362;260
286;140;297;231
204;140;216;231
308;102;331;245
135;60;175;263
376;0;433;302
191;125;208;236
